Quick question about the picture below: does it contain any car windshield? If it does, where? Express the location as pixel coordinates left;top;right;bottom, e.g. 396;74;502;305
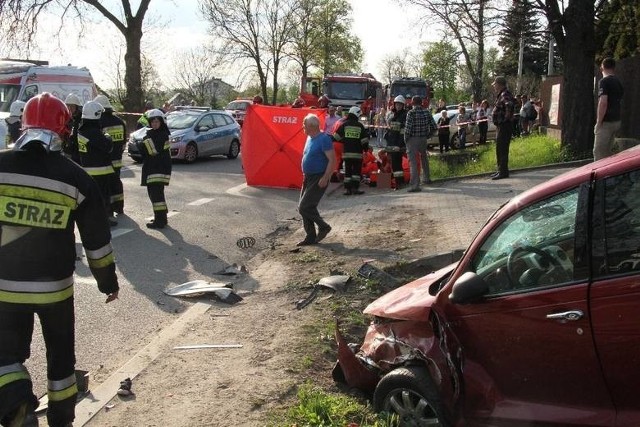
226;101;249;110
324;82;366;100
166;112;199;130
0;84;20;113
391;84;427;98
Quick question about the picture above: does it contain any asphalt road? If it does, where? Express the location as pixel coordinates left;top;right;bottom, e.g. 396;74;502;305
26;153;300;400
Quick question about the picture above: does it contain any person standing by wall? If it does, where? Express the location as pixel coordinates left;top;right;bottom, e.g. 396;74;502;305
297;114;336;246
491;76;515;180
139;109;172;229
594;57;624;161
333;106;369;195
456;105;468;150
405;95;436;192
386;95;408;188
477;99;489;145
0;93;119;427
94;95;127;216
437;110;451;153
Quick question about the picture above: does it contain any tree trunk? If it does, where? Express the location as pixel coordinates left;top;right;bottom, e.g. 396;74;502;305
123;24;144;113
560;1;596;158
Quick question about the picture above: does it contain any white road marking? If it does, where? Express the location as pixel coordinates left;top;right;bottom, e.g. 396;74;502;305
110;228;134;239
74;302;213;426
188;198;215;206
226;183;250;197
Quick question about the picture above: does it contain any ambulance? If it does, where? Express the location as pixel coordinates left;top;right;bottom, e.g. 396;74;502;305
0;60;98;148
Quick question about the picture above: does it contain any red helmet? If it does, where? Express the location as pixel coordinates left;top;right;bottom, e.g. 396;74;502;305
15;92;71;151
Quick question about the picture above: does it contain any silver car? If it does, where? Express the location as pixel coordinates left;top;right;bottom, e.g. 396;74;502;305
128;108;241;164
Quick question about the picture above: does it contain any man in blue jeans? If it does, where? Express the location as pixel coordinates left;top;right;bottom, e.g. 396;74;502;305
297;114;336;246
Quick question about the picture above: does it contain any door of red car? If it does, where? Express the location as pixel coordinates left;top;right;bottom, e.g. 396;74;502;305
446;185;615;426
589;169;640;426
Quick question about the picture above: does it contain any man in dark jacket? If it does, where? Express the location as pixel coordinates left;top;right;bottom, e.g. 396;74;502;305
386;95;408;188
333;106;369;195
491;76;515;180
77;100;116;226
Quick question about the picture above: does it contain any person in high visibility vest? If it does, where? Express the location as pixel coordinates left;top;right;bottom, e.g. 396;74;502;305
95;95;127;216
0;92;119;427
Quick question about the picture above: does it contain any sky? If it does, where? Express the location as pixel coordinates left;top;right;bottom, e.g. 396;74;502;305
12;0;437;91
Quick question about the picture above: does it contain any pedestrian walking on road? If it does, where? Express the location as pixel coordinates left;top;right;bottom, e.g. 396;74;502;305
0;93;119;427
405;95;436;192
594;57;624;161
139;109;172;229
297;114;336;246
491;76;515;180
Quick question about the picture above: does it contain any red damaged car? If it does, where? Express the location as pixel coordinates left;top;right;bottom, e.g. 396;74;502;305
335;146;640;426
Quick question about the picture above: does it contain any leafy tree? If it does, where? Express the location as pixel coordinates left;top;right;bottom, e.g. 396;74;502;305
595;0;639;60
0;0;152;112
495;0;549;78
315;0;363;74
421;41;459;104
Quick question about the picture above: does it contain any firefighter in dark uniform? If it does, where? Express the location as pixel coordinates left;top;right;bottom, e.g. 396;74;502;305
0;93;119;427
386;95;408;188
94;95;127;216
332;106;369;195
5;100;25;146
62;93;83;163
139;109;172;229
77;100;117;227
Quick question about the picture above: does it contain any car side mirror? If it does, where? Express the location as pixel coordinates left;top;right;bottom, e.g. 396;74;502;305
196;125;208;132
449;272;489;304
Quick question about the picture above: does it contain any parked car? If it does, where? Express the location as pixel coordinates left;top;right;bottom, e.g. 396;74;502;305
335;146;640;426
127;108;241;164
224;99;252;126
427;108;497;149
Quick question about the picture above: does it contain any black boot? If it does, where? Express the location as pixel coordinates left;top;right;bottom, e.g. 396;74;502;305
146;212;167;229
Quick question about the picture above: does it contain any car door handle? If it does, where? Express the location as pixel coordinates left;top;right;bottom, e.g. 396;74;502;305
546;310;584;321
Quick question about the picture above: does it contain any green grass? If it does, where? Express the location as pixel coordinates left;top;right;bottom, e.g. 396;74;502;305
430;134;565;180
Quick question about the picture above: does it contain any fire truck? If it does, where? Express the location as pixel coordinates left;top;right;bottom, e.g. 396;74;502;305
386;77;434;108
300;73;383;117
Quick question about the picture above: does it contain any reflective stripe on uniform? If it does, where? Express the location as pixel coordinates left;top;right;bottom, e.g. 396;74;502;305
0;173;84;206
48;373;78;402
343;152;362;160
0;276;74;304
146;174;170;185
85;243;115;269
0;363;30;388
112;159;123;168
110;193;124;203
83;165;115;176
153;202;168;212
103;125;125;143
393;171;404;178
163;141;170;150
143;139;158;156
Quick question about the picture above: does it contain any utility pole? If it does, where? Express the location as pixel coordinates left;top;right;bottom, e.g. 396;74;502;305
517;33;524;93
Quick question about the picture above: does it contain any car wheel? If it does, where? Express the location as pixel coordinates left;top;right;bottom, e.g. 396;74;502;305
227;139;240;159
373;366;449;427
184;142;198;164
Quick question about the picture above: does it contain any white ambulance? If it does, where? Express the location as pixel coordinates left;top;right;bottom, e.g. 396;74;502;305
0;60;98;149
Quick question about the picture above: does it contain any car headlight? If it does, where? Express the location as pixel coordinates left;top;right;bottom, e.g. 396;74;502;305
170;135;184;144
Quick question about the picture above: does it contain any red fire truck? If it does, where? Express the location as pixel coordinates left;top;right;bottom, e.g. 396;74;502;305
386;77;433;108
300;73;383;117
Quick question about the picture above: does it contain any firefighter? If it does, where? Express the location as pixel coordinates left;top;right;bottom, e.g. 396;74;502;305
5;100;25;146
136;101;154;129
77;101;117;227
332;106;369;195
386;95;408;188
63;93;83;162
94;95;127;216
0;93;119;427
138;109;172;229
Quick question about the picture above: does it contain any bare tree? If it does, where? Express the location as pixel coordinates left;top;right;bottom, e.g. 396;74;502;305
402;0;497;102
171;49;225;106
378;49;416;85
0;0;153;112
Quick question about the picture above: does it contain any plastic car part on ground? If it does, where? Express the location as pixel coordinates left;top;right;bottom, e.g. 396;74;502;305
164;280;243;304
215;263;248;275
295;275;351;310
357;262;401;288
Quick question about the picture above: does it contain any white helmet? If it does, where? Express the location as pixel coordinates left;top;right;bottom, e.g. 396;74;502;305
64;93;83;106
9;100;26;117
94;94;113;109
348;106;361;116
393;95;406;104
81;100;104;119
146;109;165;120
